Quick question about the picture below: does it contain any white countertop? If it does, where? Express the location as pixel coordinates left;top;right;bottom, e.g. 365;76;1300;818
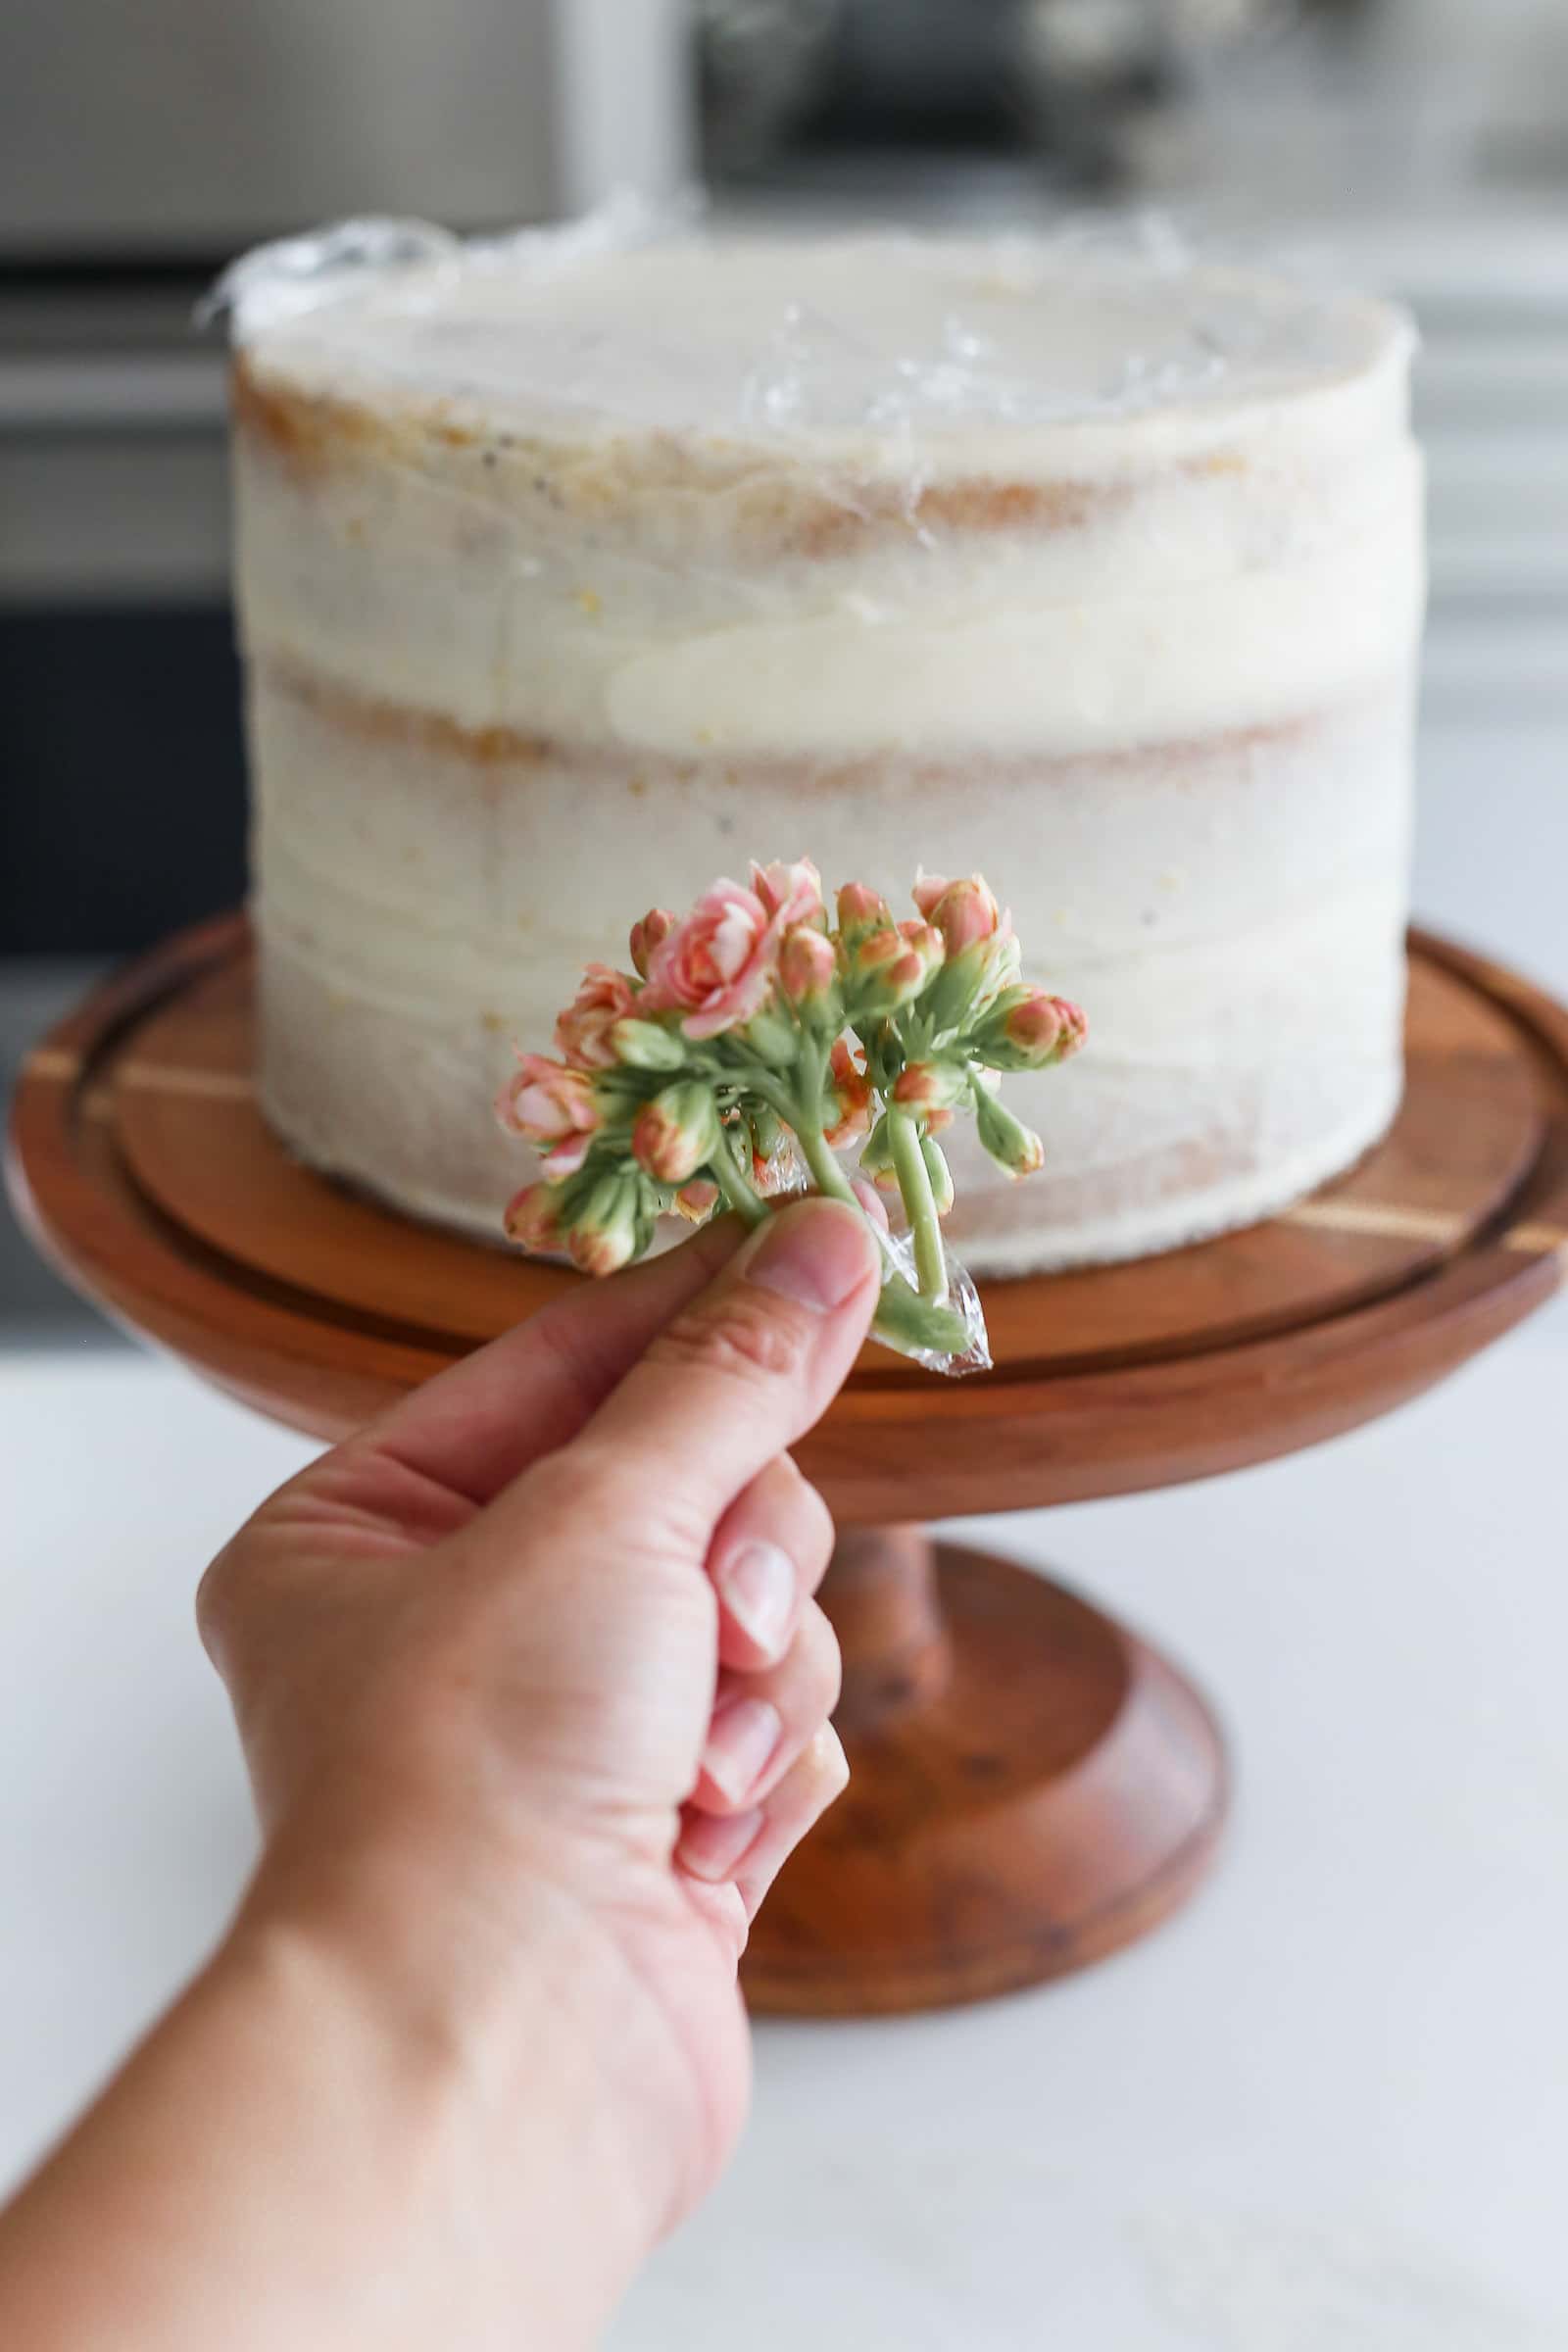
3;715;1567;2345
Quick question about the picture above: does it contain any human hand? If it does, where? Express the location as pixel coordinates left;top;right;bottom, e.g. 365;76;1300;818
196;1197;880;2338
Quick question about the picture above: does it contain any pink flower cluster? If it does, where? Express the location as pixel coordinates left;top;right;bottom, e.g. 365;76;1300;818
493;856;1088;1312
494;860;834;1268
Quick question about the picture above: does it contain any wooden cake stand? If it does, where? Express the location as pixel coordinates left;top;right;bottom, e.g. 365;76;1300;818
10;916;1568;2015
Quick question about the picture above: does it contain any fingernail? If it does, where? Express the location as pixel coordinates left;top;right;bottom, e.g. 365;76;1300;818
678;1804;765;1883
701;1695;782;1803
719;1540;796;1657
746;1198;877;1314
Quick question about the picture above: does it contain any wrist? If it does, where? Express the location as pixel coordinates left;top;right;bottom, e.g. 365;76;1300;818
0;1860;655;2352
227;1827;661;2346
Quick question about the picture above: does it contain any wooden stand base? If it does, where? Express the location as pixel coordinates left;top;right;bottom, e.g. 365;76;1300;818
10;920;1568;2013
745;1530;1224;2014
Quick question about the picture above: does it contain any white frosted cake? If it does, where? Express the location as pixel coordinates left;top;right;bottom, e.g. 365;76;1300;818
229;223;1424;1273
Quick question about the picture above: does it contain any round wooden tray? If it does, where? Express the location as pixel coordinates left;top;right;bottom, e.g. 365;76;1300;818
11;916;1568;2013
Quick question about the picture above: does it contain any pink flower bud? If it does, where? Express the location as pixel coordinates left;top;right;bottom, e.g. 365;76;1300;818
836;881;893;944
922;874;1003;955
911;870;951;919
629;908;675;980
1004;989;1089;1065
893;1059;969;1112
502;1182;564;1254
554;962;636;1070
631;1080;721;1185
1052;997;1089;1061
971;986;1089;1071
778;923;838;1009
566;1174;642;1277
751;857;824;928
568;1219;637;1278
1001;989;1064;1058
823;1038;873;1147
976;1090;1046;1179
901;920;946;968
495;1055;602;1181
848;923;942;1014
673;1178;720;1224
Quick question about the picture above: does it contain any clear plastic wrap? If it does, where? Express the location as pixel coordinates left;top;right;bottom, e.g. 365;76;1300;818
203;216;463;330
872;1227;992;1378
206;193;696;335
212;199;1400;505
752;1131;809;1199
710;1127;990;1376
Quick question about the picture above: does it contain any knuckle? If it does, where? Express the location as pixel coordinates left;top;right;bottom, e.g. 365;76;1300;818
648;1290;808;1393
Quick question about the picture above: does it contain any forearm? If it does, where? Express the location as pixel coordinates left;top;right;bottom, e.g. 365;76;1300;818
0;1888;646;2352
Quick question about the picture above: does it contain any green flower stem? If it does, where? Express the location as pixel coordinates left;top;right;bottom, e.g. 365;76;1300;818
708;1133;768;1229
888;1107;949;1307
789;1111;864;1214
747;1060;861;1217
757;1073;965;1358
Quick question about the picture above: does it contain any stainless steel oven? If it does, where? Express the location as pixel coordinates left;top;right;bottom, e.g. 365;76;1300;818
1;0;693;263
0;0;696;954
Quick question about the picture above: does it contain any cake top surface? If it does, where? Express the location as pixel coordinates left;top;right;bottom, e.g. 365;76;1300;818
226;217;1413;470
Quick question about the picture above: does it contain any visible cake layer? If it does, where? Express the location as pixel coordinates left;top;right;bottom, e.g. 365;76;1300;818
235;435;1421;761
251;667;1414;1274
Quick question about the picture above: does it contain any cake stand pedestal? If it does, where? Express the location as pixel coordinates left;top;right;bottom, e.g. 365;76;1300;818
10;917;1568;2013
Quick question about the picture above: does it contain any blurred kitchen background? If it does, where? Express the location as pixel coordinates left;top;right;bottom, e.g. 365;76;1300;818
3;0;1567;1340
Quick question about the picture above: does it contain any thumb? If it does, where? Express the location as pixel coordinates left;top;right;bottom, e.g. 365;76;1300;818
560;1197;880;1535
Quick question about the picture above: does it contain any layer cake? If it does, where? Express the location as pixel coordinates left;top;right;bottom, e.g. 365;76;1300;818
229;225;1425;1270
